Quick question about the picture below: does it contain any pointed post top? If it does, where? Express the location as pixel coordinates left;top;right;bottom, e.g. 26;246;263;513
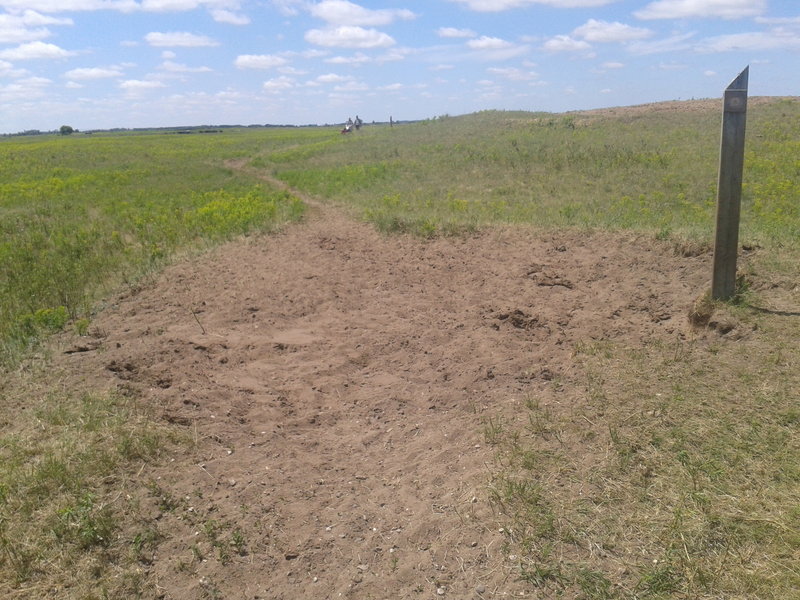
727;66;749;92
724;66;749;113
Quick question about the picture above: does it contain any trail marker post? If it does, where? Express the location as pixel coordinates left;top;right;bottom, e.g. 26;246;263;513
712;66;749;300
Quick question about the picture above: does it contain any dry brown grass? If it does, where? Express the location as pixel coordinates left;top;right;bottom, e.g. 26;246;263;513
487;275;800;599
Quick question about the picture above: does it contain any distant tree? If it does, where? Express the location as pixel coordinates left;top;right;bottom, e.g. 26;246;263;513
60;125;75;135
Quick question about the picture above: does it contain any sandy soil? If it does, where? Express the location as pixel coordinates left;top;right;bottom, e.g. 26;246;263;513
54;185;713;599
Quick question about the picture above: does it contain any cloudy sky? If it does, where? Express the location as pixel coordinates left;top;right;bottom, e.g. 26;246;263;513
0;0;798;132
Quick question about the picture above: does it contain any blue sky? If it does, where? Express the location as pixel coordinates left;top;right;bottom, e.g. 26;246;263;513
0;0;798;132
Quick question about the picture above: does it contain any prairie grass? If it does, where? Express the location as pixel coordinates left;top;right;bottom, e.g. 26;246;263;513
2;99;799;598
0;130;306;364
487;299;800;599
259;99;800;245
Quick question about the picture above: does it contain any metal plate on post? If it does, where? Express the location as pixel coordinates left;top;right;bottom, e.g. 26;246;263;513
725;90;748;113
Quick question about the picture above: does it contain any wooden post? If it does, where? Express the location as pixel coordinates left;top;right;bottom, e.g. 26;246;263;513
711;66;749;300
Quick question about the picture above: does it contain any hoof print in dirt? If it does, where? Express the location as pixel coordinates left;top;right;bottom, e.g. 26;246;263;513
708;317;739;336
526;266;574;289
492;309;546;332
274;342;299;352
106;359;138;379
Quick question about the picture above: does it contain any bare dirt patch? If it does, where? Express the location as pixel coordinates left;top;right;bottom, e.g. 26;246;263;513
48;197;713;599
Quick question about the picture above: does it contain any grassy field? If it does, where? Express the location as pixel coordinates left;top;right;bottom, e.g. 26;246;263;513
256;98;800;247
2;99;799;598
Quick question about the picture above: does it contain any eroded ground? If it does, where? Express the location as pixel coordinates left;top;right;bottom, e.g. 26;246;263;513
50;197;713;599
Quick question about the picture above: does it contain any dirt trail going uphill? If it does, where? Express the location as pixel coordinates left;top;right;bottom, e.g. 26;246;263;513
57;179;710;599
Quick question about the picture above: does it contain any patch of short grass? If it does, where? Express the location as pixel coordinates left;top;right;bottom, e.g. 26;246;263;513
0;384;180;598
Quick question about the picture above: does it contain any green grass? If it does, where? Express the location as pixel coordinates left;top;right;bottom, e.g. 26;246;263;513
256;99;800;243
0;130;309;364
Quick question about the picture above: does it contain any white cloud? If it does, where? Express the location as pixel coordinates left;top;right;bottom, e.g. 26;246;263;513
333;80;368;91
211;9;250;25
0;41;76;60
8;10;73;26
543;35;592;52
658;61;687;70
0;76;50;101
310;1;415;26
466;36;529;60
159;60;213;72
119;79;166;91
0;1;138;11
487;66;537;81
18;0;248;19
278;66;307;75
437;27;476;38
305;25;395;48
299;48;329;59
0;10;73;44
573;19;652;43
375;48;409;63
627;31;695;54
234;54;287;69
138;0;251;14
144;31;219;47
379;82;403;90
263;76;294;91
140;0;200;10
325;52;371;64
447;0;614;11
64;66;123;79
270;0;303;16
756;16;800;26
467;36;513;50
0;24;50;44
635;0;766;20
316;72;350;83
0;59;27;76
696;31;800;53
601;61;624;69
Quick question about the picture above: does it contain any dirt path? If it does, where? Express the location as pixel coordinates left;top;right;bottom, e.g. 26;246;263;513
56;173;711;599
